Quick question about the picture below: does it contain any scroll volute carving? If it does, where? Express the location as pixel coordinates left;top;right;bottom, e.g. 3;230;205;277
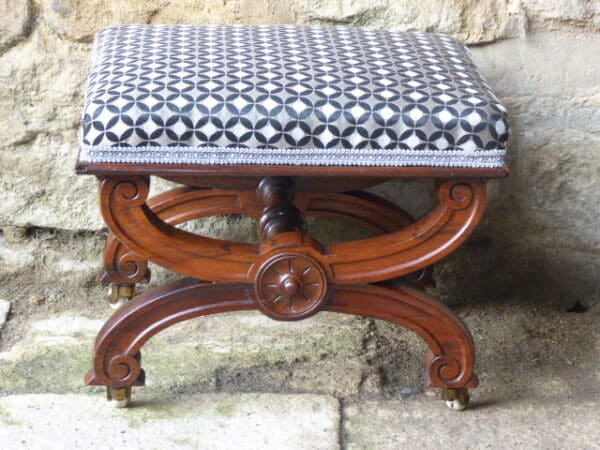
326;283;478;389
98;239;150;285
98;176;258;283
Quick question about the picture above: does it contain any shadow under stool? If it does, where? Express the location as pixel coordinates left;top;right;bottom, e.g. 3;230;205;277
75;25;509;411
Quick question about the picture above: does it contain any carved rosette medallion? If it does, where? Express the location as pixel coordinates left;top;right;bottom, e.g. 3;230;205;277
255;253;328;320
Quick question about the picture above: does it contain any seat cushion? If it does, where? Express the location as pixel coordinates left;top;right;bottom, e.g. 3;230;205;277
78;25;509;168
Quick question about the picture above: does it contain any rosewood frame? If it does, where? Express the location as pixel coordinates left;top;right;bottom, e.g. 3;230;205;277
83;168;495;402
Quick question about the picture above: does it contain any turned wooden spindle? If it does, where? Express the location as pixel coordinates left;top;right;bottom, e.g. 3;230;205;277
256;177;307;241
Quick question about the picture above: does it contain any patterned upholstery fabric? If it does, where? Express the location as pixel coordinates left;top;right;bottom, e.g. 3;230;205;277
79;25;509;168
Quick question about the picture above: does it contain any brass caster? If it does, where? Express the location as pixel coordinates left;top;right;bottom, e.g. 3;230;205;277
441;388;470;411
107;387;131;408
107;284;135;310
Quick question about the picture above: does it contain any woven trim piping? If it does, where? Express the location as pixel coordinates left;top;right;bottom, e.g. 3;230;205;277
78;144;506;168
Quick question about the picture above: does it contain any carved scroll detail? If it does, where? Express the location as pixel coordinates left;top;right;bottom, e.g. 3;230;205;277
99;186;251;284
100;186;417;284
85;278;476;390
326;284;478;389
99;241;150;285
99;177;258;283
99;178;482;286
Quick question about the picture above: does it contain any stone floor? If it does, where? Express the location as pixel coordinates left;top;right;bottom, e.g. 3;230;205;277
0;293;599;449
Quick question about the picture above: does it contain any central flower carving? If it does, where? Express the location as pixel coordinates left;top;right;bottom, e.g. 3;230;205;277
255;253;328;320
279;274;303;298
268;266;319;312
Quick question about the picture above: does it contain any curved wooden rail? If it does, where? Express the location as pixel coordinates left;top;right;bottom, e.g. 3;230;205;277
99;186;251;284
99;177;484;285
85;278;476;390
100;184;414;284
297;190;413;234
324;180;487;283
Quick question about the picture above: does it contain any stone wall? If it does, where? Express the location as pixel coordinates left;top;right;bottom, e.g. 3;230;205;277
1;0;599;310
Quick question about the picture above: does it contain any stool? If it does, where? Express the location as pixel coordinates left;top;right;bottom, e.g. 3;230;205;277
76;25;509;410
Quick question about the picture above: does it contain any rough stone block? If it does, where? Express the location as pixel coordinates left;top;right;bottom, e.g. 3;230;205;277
0;0;31;53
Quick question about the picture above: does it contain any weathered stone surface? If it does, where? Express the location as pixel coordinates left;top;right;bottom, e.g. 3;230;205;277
39;0;600;44
0;393;340;450
39;0;294;43
40;0;164;43
461;32;600;305
0;0;31;53
0;293;598;448
38;0;518;44
0;134;102;230
0;20;94;228
3;289;598;400
0;23;88;146
150;0;294;26
344;395;600;449
343;296;600;446
0;224;104;320
297;0;527;43
523;0;600;30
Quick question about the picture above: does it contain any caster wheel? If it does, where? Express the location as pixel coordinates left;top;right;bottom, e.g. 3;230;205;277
110;398;129;408
106;284;135;310
445;398;468;411
441;388;469;411
107;387;131;408
109;297;129;310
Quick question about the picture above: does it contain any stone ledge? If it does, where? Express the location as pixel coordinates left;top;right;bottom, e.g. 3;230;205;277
0;393;340;450
344;395;600;449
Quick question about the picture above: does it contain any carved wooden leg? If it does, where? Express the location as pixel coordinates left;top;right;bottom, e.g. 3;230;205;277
86;282;475;376
327;284;478;390
85;278;255;405
86;279;476;407
297;190;434;287
97;186;237;286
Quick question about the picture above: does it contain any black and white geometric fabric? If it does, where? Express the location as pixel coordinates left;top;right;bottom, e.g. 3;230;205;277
79;25;509;168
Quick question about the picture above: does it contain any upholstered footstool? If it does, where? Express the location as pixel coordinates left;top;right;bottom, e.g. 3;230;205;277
76;25;509;410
